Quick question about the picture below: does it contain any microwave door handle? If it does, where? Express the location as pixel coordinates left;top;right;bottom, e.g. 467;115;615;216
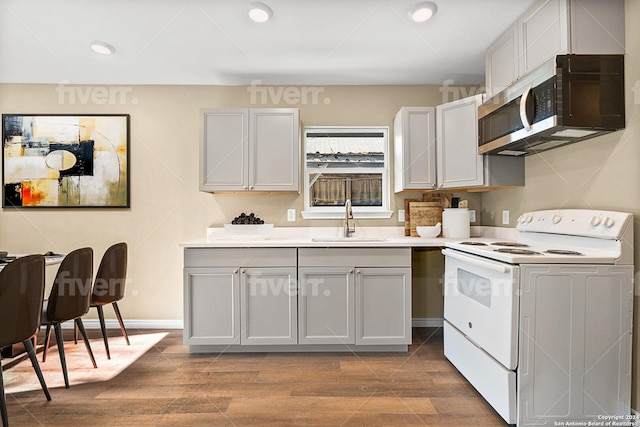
442;249;511;273
519;84;532;131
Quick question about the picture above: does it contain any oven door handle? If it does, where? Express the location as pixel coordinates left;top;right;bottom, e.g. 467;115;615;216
519;84;533;131
442;249;511;273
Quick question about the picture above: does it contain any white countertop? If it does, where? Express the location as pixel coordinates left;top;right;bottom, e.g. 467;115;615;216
179;226;516;248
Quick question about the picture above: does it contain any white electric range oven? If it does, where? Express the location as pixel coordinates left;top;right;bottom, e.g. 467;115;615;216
442;209;634;426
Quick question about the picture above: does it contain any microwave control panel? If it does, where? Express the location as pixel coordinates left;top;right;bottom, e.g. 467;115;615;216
532;77;555;122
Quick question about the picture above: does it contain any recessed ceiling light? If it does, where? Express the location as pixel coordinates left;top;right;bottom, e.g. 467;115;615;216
248;2;273;23
90;40;115;55
409;2;437;23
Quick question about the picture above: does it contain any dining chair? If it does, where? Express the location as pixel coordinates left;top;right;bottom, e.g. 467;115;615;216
0;255;51;427
88;242;129;359
41;247;96;389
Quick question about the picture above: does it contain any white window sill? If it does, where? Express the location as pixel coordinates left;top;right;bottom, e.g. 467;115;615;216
301;210;393;220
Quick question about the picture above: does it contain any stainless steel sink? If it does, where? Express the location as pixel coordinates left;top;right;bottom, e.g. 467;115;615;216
310;237;386;242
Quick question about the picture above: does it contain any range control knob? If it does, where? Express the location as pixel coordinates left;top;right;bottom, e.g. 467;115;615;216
517;215;525;223
525;215;533;223
552;215;562;224
590;216;602;226
603;217;615;228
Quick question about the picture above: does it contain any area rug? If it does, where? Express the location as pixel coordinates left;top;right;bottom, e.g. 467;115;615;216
2;332;167;394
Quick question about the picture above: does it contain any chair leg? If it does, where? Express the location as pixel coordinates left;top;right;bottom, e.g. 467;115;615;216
73;323;78;345
53;323;69;389
0;354;9;427
42;324;52;362
112;302;130;346
23;339;51;402
96;306;110;359
75;319;97;369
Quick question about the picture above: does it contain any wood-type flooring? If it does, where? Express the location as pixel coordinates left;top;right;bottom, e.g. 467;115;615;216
3;327;506;426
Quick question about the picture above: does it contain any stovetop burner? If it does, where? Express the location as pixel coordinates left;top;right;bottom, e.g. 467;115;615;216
460;242;488;246
491;242;530;247
544;249;584;256
494;248;542;255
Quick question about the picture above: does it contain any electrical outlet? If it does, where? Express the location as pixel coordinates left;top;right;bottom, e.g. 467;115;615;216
469;210;476;223
398;209;405;222
287;209;296;222
502;210;510;225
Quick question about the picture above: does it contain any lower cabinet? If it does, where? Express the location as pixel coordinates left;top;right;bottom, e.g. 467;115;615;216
298;248;412;347
184;248;297;346
241;267;297;345
184;267;240;345
184;246;412;351
298;267;355;344
355;267;412;345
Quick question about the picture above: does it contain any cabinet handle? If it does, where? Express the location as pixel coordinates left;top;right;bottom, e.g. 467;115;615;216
243;186;248;189
349;269;353;274
356;269;361;275
240;269;246;274
233;269;238;274
249;185;254;190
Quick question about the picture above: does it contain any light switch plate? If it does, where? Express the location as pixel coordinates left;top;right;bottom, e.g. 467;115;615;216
398;209;405;222
502;210;510;225
287;209;296;222
469;210;476;223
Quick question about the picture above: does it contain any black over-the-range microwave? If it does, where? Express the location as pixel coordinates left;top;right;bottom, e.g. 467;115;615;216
478;54;625;156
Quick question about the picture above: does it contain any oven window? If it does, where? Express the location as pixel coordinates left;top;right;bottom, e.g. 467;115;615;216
457;269;491;308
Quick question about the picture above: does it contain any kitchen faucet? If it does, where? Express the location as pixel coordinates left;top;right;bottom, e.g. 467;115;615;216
344;199;355;237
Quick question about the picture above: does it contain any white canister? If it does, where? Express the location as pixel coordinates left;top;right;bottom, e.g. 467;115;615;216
442;208;471;239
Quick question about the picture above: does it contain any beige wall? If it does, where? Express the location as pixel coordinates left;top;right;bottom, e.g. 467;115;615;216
482;0;640;409
0;83;475;321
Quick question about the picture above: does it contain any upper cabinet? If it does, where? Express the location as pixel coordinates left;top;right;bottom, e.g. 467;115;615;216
486;0;625;98
485;23;520;98
201;108;300;192
394;98;524;193
393;107;436;192
436;95;484;189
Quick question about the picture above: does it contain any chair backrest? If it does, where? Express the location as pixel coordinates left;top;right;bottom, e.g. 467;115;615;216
91;242;127;305
46;247;93;322
0;255;46;348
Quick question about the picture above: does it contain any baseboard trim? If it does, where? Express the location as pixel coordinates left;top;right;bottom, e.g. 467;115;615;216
60;319;184;330
412;318;443;328
61;318;440;330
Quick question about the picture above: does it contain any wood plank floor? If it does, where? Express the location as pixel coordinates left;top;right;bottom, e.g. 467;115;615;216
4;328;506;426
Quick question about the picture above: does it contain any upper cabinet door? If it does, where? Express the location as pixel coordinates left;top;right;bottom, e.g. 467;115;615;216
201;109;249;192
393;107;436;192
200;108;300;193
249;109;300;192
519;0;569;76
485;23;519;99
436;95;484;189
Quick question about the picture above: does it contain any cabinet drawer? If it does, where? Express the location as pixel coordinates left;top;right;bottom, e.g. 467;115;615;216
298;248;411;267
185;248;296;268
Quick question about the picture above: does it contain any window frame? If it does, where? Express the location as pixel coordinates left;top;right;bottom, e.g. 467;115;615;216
301;126;392;220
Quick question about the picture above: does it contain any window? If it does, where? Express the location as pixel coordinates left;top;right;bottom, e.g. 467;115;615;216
301;127;391;219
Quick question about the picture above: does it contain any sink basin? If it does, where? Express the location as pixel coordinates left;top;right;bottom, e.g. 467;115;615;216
311;237;387;242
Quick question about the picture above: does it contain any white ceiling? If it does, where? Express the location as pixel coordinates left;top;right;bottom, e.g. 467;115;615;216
0;0;536;86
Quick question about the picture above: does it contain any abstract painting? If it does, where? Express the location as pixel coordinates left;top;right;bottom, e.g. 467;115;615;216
2;114;130;208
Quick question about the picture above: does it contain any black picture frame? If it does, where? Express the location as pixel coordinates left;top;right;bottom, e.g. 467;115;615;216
2;114;130;208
